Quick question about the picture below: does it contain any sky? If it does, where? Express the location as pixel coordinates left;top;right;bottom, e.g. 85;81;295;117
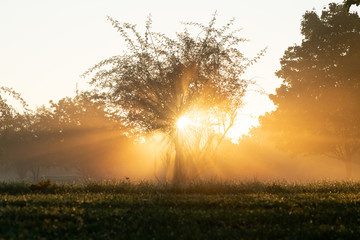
0;0;351;137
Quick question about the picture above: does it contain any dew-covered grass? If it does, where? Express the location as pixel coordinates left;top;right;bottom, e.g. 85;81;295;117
0;180;359;239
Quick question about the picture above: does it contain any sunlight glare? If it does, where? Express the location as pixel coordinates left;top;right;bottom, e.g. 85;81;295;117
177;116;191;129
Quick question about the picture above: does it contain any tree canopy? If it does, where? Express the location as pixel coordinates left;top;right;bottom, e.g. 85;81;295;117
260;3;360;177
86;14;262;183
345;0;360;11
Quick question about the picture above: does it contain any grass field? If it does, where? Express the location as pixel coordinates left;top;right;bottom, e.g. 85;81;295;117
0;181;359;239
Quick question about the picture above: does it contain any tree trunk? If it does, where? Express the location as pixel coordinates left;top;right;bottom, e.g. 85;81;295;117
173;135;187;184
31;166;40;182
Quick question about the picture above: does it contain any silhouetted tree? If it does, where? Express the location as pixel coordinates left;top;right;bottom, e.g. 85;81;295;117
0;86;28;134
0;86;30;178
345;0;360;11
260;3;360;178
85;14;263;183
41;93;126;177
1;92;126;180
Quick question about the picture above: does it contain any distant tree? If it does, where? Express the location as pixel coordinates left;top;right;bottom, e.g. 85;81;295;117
345;0;360;11
85;14;263;183
40;93;127;177
260;3;360;177
0;86;29;177
0;86;28;132
1;92;126;180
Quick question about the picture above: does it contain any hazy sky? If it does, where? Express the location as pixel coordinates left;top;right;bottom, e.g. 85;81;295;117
0;0;350;135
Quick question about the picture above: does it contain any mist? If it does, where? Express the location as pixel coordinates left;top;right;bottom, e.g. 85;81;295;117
1;3;360;184
2;123;358;183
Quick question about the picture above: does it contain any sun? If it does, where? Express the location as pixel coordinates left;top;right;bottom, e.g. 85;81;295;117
177;116;191;130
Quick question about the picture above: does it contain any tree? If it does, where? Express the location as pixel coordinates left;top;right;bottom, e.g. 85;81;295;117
40;93;127;178
1;92;126;180
0;86;29;175
85;14;262;183
0;86;28;132
260;3;360;177
345;0;360;11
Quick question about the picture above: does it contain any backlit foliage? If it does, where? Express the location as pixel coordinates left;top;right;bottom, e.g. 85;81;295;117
85;14;263;183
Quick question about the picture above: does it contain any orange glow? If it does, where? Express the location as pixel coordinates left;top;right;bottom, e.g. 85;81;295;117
177;116;191;130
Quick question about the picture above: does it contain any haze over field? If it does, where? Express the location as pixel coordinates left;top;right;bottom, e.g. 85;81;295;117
1;1;360;183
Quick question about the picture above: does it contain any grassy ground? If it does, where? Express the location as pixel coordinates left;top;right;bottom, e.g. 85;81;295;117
0;181;359;239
